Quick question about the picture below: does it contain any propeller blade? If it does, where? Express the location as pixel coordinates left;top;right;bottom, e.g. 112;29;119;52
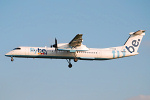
51;38;58;50
55;38;58;51
55;38;57;48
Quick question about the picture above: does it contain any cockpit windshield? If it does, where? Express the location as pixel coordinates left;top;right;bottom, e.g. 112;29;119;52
13;48;21;50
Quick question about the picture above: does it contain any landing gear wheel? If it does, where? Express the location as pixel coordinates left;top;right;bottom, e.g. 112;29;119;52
68;63;72;68
11;57;14;61
66;59;73;68
74;58;78;62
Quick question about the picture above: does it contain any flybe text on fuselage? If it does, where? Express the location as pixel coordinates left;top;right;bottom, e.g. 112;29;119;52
30;48;47;55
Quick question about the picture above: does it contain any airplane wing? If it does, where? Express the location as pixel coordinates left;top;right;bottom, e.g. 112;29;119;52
69;34;83;47
57;34;89;52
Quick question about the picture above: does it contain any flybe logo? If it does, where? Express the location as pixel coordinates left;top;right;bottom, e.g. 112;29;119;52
126;39;140;53
30;48;47;55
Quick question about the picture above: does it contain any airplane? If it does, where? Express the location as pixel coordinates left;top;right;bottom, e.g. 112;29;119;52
5;30;145;68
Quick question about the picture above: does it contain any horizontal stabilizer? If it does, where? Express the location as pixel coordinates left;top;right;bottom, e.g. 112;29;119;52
129;30;145;35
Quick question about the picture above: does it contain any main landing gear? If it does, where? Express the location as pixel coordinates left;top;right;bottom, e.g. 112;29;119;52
74;58;78;62
66;59;72;68
66;58;78;68
66;51;78;68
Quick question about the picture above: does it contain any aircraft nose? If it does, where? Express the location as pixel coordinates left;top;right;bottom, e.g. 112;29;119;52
5;51;12;57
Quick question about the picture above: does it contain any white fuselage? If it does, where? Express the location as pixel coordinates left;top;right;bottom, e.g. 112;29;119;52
5;30;145;68
5;46;138;60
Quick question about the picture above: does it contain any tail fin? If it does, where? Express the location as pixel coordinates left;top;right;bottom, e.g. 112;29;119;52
123;30;145;54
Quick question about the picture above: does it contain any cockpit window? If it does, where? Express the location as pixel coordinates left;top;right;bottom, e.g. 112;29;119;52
13;48;21;50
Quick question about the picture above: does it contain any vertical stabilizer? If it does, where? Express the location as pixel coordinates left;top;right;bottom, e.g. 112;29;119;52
123;30;145;54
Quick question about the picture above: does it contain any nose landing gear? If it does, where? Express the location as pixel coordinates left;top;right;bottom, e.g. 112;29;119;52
11;57;14;61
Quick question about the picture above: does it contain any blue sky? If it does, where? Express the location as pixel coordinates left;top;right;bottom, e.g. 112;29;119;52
0;0;150;100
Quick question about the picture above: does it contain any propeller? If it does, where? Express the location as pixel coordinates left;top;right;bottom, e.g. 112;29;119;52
51;38;58;51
